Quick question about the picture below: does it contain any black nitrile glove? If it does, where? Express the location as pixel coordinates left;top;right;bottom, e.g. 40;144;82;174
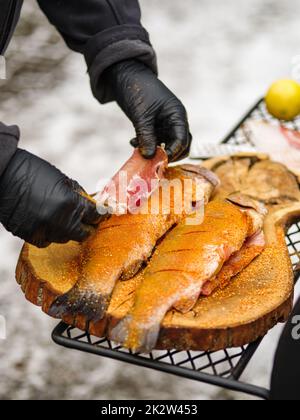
0;149;100;248
105;60;192;162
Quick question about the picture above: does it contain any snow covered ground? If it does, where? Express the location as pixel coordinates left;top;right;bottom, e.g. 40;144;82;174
0;0;300;400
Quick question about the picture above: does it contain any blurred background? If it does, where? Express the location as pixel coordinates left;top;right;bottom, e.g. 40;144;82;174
0;0;300;400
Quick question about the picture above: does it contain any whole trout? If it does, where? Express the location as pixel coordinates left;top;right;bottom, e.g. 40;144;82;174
111;195;267;353
49;165;219;322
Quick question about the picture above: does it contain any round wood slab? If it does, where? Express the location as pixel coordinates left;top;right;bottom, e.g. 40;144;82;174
16;155;300;351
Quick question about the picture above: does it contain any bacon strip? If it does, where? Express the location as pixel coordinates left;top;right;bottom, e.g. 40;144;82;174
97;147;168;214
245;120;300;173
201;231;265;296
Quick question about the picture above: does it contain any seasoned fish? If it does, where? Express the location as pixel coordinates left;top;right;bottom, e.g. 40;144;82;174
110;196;267;353
49;165;219;322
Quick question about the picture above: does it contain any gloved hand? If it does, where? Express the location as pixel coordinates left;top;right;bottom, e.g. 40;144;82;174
0;149;100;248
105;60;192;162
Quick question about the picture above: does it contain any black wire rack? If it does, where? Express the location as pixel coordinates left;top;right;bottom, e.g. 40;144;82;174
52;98;300;401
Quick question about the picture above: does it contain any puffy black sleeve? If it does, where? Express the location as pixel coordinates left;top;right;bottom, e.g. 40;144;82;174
37;0;157;103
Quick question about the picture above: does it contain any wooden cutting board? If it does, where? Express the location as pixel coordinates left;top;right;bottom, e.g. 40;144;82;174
16;154;300;351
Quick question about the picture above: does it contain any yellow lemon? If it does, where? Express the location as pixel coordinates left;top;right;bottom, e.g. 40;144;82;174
265;79;300;121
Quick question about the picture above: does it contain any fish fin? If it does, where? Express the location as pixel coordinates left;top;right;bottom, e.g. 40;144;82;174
138;324;161;353
173;292;200;314
110;316;160;353
120;260;144;281
110;316;132;346
49;286;109;322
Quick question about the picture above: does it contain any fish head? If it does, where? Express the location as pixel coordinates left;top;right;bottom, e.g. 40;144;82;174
177;165;221;188
166;165;220;206
227;192;268;235
227;193;268;216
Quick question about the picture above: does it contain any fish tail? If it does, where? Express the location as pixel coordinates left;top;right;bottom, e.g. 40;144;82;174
49;286;109;322
137;324;160;353
111;316;160;353
110;316;132;346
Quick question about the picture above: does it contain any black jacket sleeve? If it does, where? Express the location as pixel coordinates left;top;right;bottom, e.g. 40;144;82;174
0;2;22;180
0;123;20;177
36;0;157;104
0;0;23;55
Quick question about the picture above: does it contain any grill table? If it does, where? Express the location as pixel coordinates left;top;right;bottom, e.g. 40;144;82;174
52;99;300;400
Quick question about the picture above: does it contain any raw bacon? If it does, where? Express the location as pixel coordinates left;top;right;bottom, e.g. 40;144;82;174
201;231;266;296
245;120;300;173
97;147;168;214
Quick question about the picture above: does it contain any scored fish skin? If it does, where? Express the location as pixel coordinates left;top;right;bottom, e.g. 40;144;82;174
110;197;266;353
49;165;219;322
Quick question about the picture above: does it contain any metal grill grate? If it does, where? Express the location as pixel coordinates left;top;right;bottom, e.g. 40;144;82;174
52;98;300;400
52;322;266;399
61;326;251;379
